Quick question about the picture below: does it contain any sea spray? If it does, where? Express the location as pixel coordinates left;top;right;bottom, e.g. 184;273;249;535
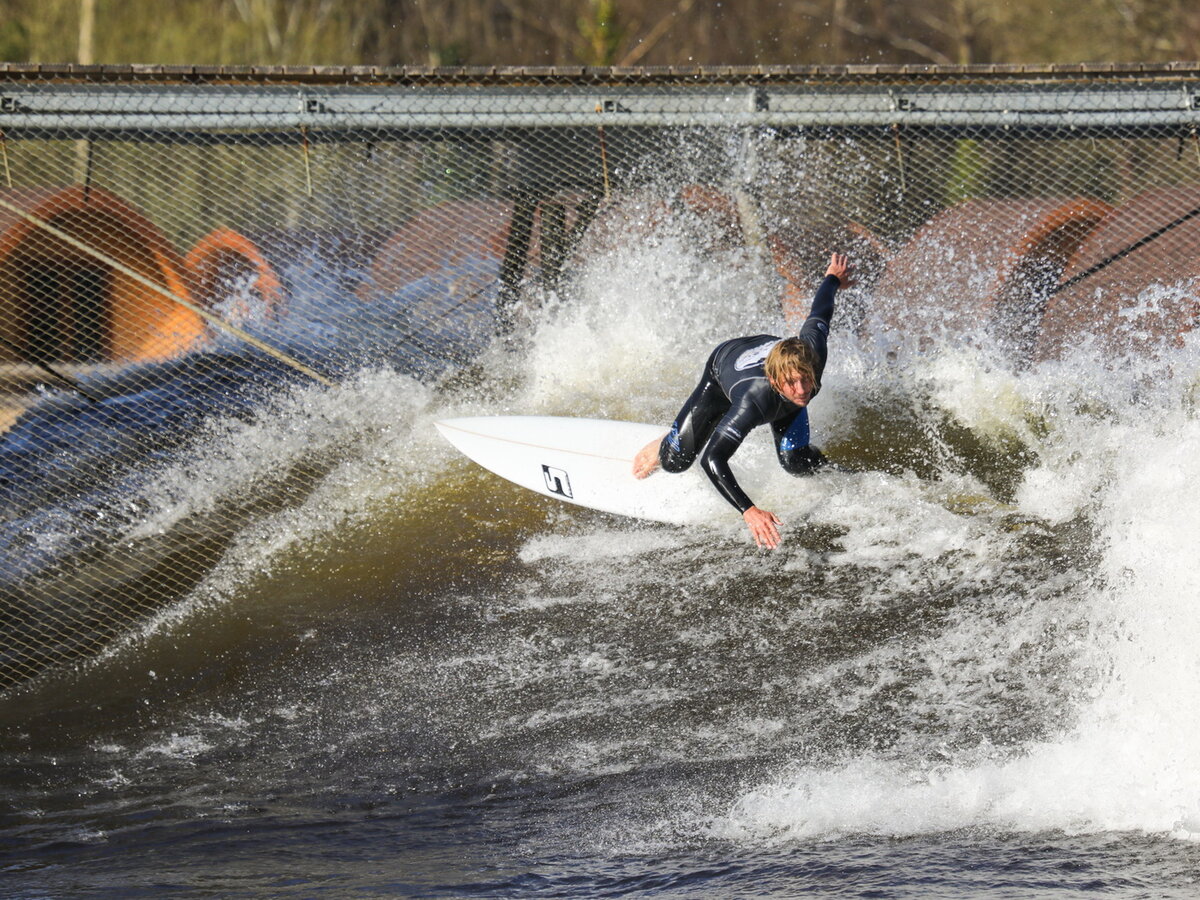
715;336;1200;843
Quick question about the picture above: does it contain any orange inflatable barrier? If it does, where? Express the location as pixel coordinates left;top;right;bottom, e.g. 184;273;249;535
1037;186;1200;362
0;185;203;365
873;198;1111;363
185;228;283;322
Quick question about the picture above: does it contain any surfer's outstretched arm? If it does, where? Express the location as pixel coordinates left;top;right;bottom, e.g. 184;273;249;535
699;405;785;550
794;253;849;358
805;273;839;326
809;253;850;320
702;429;783;549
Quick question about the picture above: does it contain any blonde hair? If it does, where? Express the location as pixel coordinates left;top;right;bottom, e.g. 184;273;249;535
764;338;817;389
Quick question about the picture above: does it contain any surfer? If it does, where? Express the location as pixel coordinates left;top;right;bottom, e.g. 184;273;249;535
632;252;852;550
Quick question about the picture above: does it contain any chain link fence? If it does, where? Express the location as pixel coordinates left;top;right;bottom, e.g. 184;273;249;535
2;63;1200;692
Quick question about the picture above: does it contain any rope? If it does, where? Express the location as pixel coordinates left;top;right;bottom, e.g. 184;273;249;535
0;334;99;402
1052;202;1200;296
0;195;333;387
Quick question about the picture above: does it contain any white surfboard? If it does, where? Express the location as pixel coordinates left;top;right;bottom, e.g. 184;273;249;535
434;415;750;525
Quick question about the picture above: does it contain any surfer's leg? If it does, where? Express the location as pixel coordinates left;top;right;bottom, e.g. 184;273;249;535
771;409;826;474
658;365;729;475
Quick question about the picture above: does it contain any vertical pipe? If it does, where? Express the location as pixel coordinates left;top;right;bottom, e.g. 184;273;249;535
568;192;601;246
0;131;12;189
892;123;907;196
301;126;314;197
78;0;96;64
497;192;538;334
541;200;567;292
73;0;97;194
598;126;611;200
77;139;95;203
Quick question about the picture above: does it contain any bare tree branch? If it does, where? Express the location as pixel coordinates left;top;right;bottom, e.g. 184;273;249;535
495;0;575;47
836;9;957;65
617;0;697;67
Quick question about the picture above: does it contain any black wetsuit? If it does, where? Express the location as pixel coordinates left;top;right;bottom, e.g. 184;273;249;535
658;274;839;513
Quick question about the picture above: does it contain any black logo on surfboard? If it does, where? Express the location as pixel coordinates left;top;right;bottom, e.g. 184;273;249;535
542;465;573;498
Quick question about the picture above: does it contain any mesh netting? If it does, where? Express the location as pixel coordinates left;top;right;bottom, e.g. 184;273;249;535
2;64;1200;692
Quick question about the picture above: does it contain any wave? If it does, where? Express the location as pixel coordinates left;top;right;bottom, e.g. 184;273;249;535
6;187;1200;853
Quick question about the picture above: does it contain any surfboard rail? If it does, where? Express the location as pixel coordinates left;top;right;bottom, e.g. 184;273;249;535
434;415;739;525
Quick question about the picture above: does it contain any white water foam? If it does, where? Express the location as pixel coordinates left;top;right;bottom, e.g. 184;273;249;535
103;367;451;646
714;338;1200;843
517;213;780;422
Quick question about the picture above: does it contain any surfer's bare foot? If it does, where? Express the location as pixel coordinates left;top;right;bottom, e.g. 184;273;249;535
633;437;664;479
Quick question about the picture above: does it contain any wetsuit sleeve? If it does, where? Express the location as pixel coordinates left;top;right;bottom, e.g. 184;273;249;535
806;274;840;325
698;397;766;514
798;275;839;376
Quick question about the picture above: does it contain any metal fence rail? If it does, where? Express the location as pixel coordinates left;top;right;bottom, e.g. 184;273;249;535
6;65;1200;131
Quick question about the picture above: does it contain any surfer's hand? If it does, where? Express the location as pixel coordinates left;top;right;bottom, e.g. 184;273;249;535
826;252;853;287
632;435;665;479
743;506;783;550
